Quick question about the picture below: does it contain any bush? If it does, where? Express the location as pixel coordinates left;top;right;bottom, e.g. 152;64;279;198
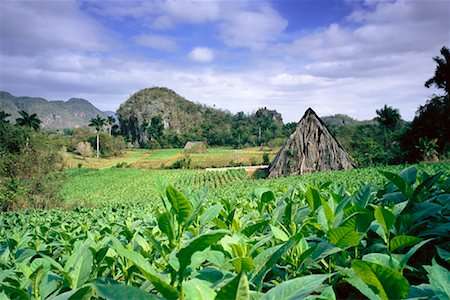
76;141;93;159
262;152;270;165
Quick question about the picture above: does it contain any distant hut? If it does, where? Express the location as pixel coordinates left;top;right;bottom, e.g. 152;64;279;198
183;141;207;153
268;108;355;178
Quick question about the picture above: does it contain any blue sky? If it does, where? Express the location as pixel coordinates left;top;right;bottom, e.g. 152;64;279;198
0;0;448;122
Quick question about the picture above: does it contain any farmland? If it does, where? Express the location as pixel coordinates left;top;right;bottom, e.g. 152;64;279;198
1;162;449;299
63;147;278;170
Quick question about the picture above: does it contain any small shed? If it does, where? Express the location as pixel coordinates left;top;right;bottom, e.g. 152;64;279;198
183;141;207;153
268;108;355;178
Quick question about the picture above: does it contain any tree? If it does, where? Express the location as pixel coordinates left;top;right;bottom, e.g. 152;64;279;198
89;115;106;158
106;115;115;136
375;104;401;131
0;111;11;123
16;110;41;131
148;115;164;142
425;46;450;96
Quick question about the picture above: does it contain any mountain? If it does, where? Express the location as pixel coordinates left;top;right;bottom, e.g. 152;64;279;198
0;91;107;129
117;87;234;145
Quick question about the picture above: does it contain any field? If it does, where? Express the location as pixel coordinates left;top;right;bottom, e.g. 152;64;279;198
63;147;278;170
1;162;449;299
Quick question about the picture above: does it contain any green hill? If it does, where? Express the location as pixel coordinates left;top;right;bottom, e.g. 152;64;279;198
0;91;107;129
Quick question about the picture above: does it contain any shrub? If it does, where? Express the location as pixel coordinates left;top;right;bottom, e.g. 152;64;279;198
76;141;93;159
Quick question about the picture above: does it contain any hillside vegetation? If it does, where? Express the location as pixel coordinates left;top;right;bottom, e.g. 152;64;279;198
0;91;107;129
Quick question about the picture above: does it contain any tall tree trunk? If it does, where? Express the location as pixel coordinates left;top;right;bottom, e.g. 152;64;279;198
96;132;99;158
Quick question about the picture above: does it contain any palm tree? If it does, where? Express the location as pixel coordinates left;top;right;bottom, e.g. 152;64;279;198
375;104;401;131
425;46;450;97
0;110;11;123
16;110;41;131
89;115;106;158
107;115;115;136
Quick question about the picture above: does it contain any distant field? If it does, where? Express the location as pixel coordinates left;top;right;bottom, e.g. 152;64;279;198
63;147;279;169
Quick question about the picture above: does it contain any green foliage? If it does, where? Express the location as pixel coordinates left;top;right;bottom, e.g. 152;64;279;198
1;164;448;299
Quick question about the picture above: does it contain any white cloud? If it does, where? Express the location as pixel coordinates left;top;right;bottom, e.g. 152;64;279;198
134;34;178;52
188;47;214;63
0;0;114;55
219;4;288;50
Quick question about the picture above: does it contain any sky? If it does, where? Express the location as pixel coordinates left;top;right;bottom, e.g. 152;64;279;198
0;0;449;122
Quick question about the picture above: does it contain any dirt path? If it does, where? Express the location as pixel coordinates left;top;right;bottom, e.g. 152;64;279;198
205;165;269;172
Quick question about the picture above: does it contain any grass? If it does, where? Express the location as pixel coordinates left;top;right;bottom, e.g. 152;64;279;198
62;147;280;170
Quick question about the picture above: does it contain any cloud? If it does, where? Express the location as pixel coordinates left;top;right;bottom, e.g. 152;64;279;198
188;47;214;63
134;34;178;52
219;4;288;50
0;0;114;55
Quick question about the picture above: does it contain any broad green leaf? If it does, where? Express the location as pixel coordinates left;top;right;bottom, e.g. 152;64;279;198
261;190;276;203
437;246;450;263
399;238;433;270
399;167;417;185
112;239;179;299
380;171;408;195
230;257;255;273
344;269;382;300
51;286;93;300
184;279;216;300
95;283;161;300
200;204;223;227
252;233;302;288
353;184;372;208
298;242;342;272
412;171;444;201
260;274;333;300
390;235;422;252
374;206;395;238
423;259;450;300
328;227;361;248
305;187;322;213
64;239;94;289
166;185;191;224
157;211;174;242
215;272;250;300
351;260;410;300
242;221;269;237
362;253;400;270
177;230;228;276
270;225;289;242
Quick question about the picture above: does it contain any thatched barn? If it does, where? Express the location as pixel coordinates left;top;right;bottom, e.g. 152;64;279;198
267;108;355;178
183;141;207;153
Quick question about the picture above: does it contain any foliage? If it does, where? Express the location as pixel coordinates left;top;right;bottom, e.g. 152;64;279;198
16;110;41;132
425;46;450;96
415;137;439;162
375;104;402;131
1;165;449;299
75;141;93;159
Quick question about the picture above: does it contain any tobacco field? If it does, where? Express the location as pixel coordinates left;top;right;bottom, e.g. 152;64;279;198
1;163;449;299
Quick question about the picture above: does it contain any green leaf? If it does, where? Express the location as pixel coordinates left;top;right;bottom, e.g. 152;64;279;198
351;260;410;300
64;239;94;289
200;204;223;227
230;257;255;273
52;286;93;300
412;171;444;201
260;274;333;300
380;171;408;194
166;185;192;224
215;272;250;300
177;230;228;276
111;239;179;299
270;225;289;242
328;227;361;248
423;259;450;300
184;279;216;300
353;184;372;208
374;206;395;238
305;187;322;213
157;211;175;242
252;233;302;288
399;167;417;185
390;235;422;253
261;190;276;203
95;283;161;300
399;238;433;270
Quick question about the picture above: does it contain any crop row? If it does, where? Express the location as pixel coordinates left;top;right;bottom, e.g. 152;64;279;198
1;164;449;299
